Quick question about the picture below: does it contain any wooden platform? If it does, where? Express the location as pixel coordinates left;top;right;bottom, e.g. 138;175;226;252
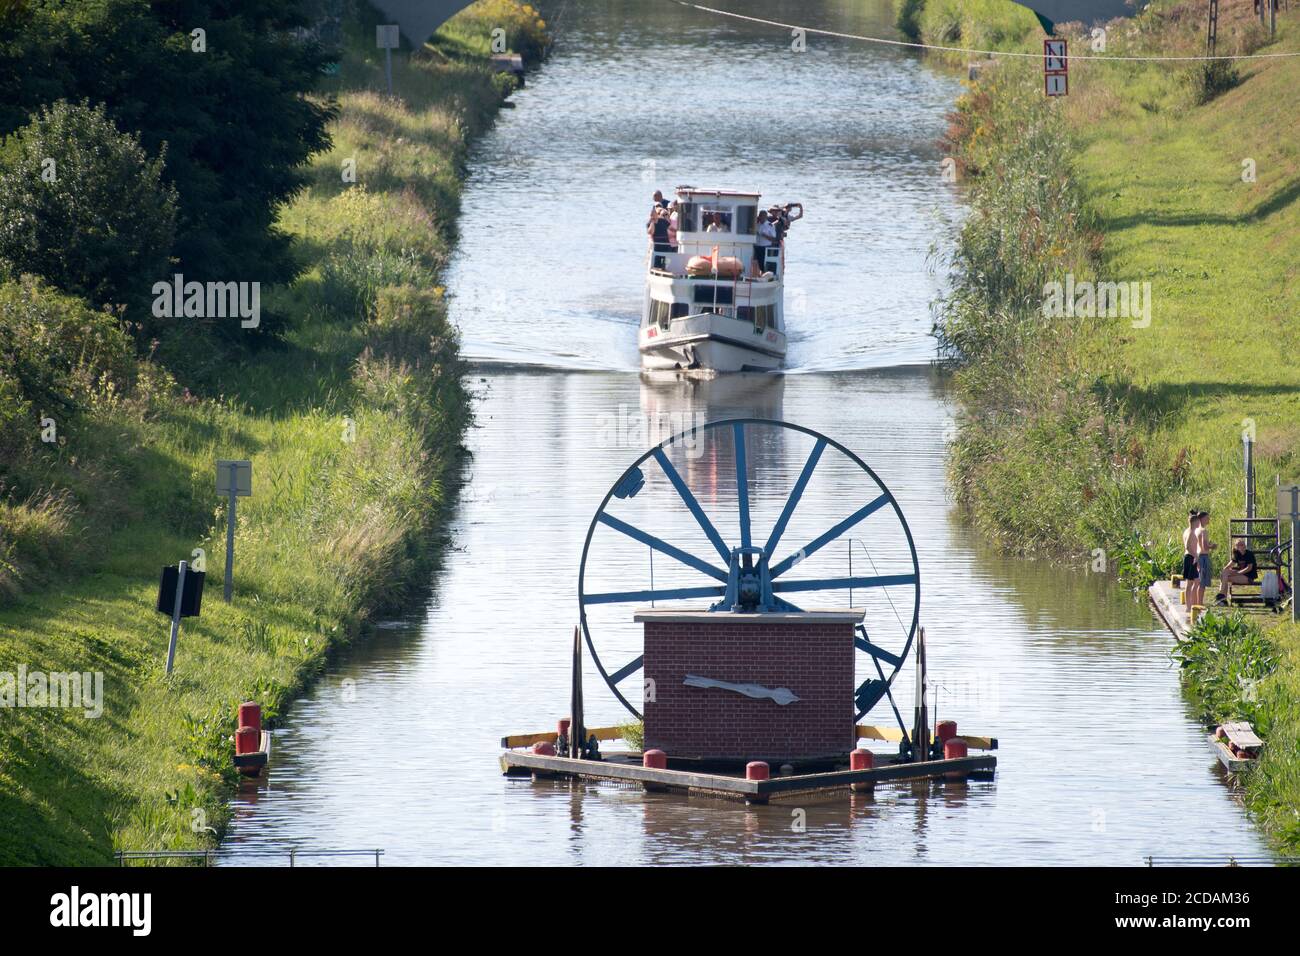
1207;721;1262;773
500;750;996;803
1148;579;1192;641
1207;735;1254;773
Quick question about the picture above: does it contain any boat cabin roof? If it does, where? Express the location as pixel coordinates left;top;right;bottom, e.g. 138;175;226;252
675;186;761;201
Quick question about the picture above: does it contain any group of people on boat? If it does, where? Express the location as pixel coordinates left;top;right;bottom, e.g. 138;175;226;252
646;190;802;278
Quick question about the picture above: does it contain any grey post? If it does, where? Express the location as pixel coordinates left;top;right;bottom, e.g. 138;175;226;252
166;560;187;675
225;480;237;602
1244;433;1255;520
1284;515;1294;629
377;25;399;95
216;459;251;601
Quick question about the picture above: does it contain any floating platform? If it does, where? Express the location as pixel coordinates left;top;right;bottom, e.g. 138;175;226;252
234;730;272;778
1206;721;1263;774
1207;735;1253;773
500;724;996;804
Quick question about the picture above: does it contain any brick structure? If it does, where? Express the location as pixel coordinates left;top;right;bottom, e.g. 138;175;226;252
635;610;862;761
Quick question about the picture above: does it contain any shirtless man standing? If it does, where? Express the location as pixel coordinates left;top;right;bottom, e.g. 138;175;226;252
1181;510;1199;605
1192;510;1216;608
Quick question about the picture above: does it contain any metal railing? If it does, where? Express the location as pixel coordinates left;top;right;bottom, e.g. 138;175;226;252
115;848;384;867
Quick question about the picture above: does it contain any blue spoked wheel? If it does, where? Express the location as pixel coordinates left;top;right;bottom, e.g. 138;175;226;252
577;418;920;722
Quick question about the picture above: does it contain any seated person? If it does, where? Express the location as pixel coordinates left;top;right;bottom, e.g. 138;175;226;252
1216;537;1257;604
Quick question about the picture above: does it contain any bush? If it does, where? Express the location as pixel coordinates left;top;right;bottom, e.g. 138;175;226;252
894;0;925;42
0;274;135;430
0;100;177;315
441;0;550;61
1173;612;1278;725
1189;60;1241;105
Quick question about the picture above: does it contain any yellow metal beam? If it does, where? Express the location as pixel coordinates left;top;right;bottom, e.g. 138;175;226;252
854;725;997;750
855;725;905;742
500;726;627;749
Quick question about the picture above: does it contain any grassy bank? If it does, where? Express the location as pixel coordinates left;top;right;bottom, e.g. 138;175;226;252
0;1;547;865
931;0;1300;853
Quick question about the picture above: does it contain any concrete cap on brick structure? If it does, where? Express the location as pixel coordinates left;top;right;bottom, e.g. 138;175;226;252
633;609;865;623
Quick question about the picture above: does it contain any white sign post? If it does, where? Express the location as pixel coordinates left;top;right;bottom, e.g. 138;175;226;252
377;25;400;95
166;560;187;675
1044;38;1069;97
216;460;253;602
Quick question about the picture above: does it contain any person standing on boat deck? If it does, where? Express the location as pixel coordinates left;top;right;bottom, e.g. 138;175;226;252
648;207;673;258
666;201;679;246
752;209;776;276
653;190;670;210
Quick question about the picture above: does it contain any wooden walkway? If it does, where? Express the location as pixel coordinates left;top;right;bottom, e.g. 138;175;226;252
1148;579;1192;641
501;750;996;803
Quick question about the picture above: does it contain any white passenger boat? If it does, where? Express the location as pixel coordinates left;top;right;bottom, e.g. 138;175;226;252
639;187;798;374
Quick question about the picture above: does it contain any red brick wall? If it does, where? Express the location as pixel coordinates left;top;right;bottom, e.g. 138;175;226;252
642;619;855;761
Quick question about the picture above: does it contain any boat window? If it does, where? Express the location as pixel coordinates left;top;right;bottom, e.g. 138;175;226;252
737;306;752;322
692;284;733;305
700;206;732;233
649;298;672;329
670;302;690;319
753;304;773;332
735;205;756;235
678;202;699;232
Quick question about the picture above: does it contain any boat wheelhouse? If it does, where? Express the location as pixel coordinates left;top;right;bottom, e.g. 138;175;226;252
639;186;793;374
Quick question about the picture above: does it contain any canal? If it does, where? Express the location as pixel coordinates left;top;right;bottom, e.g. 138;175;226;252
221;0;1266;864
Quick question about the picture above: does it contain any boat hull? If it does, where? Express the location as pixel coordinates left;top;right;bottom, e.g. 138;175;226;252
639;313;785;373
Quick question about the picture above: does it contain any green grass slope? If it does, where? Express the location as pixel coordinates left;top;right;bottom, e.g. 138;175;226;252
0;1;547;865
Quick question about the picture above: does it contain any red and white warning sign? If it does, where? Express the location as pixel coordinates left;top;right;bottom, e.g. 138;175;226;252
1044;38;1069;97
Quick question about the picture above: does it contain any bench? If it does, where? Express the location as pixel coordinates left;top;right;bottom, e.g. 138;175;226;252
1224;518;1287;607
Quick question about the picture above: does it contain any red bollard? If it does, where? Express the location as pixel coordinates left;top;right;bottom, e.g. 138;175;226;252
531;741;556;756
746;761;770;781
235;725;259;755
642;749;669;793
850;747;874;792
943;738;969;780
238;701;261;733
936;719;957;744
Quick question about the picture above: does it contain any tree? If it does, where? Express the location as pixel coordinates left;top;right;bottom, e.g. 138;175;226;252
0;0;337;348
0;100;177;316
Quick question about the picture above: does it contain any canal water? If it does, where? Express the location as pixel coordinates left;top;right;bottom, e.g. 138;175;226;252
221;0;1266;864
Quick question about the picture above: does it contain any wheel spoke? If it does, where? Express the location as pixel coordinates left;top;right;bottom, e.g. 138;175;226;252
853;634;903;668
770;494;890;579
597;513;727;582
609;655;643;684
653;447;731;564
772;572;916;594
763;438;824;558
733;422;751;551
584;584;726;605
